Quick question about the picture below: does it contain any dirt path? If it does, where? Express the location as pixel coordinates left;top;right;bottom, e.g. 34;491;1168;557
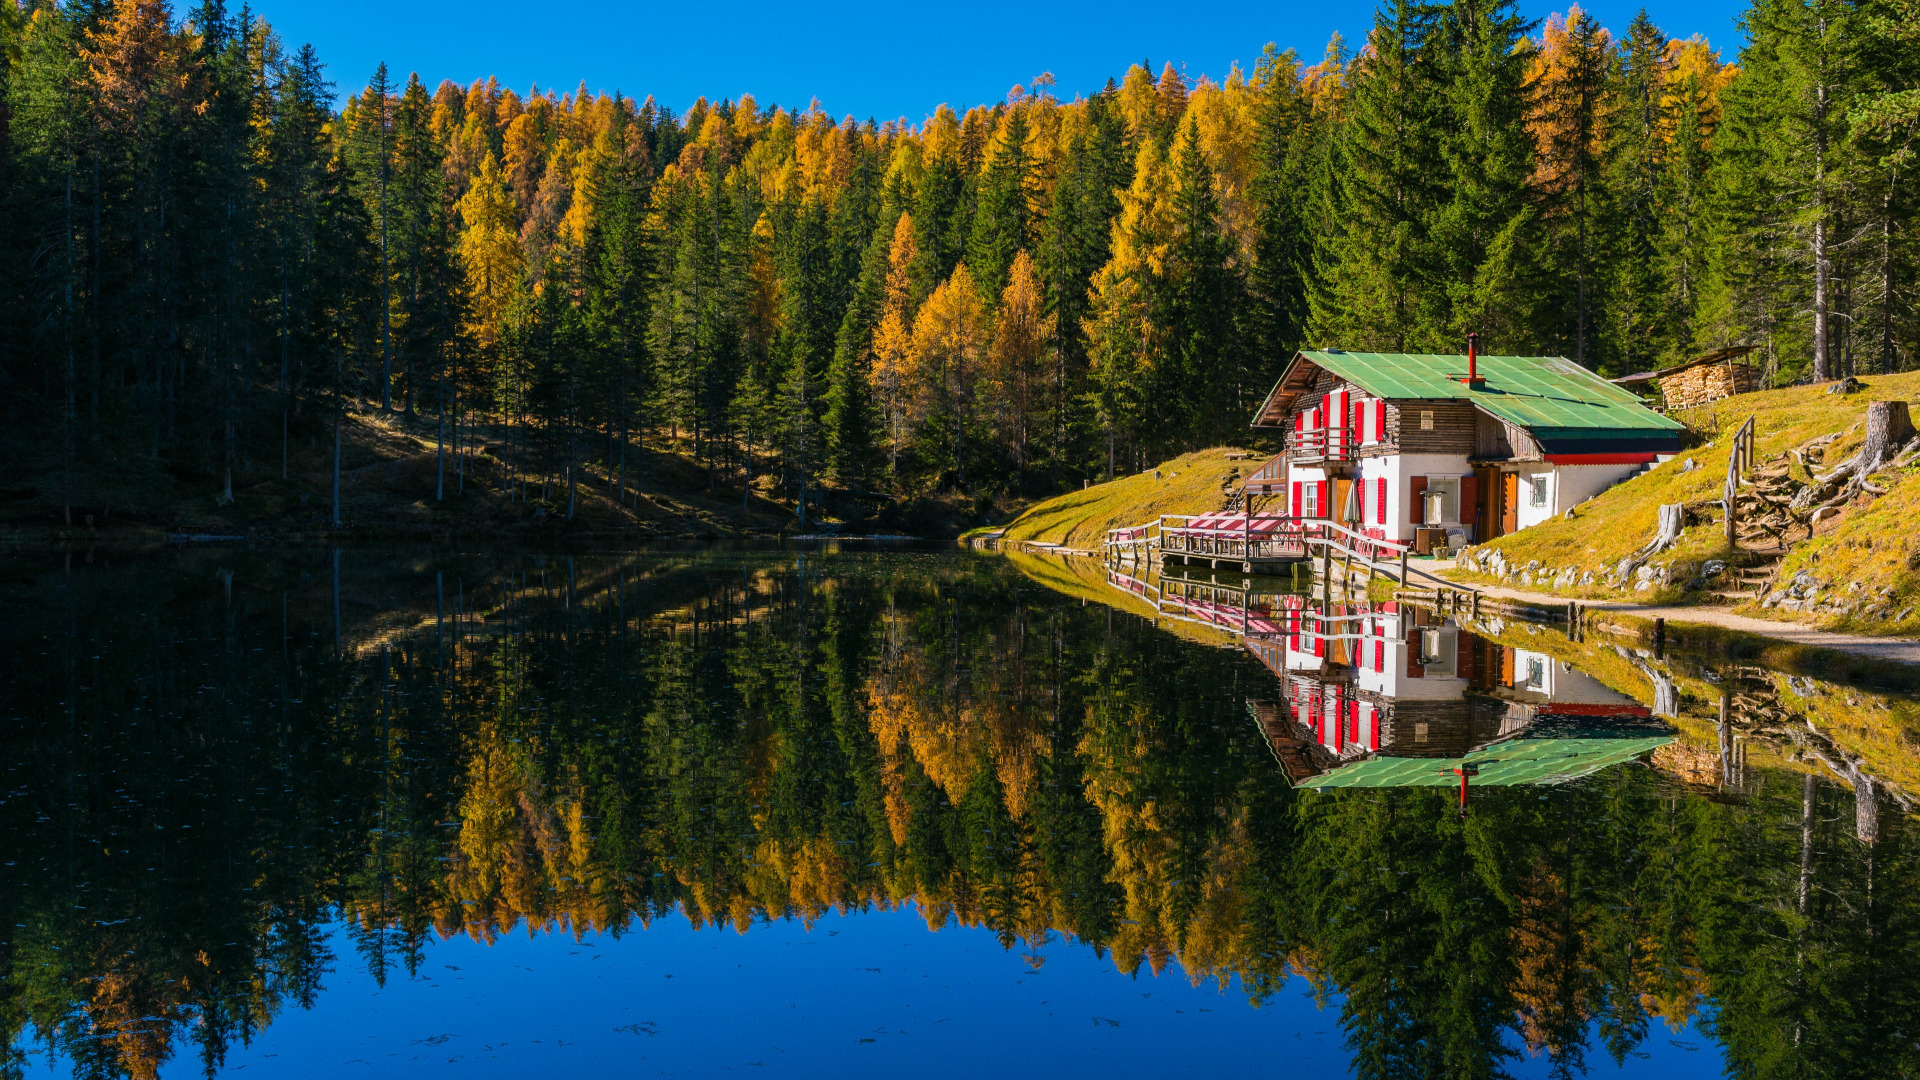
1442;566;1920;664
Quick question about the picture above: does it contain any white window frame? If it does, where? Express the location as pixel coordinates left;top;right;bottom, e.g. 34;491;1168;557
1529;475;1549;508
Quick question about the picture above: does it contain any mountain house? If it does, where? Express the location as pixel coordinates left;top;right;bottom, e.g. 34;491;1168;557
1243;339;1685;553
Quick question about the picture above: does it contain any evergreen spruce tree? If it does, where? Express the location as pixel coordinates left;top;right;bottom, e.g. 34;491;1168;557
1309;0;1447;350
965;108;1033;303
1247;44;1318;385
1602;12;1675;371
1430;0;1540;351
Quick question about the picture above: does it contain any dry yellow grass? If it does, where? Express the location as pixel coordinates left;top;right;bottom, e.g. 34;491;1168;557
986;448;1261;549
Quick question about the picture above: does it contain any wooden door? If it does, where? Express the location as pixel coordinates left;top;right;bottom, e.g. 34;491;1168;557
1333;477;1354;525
1501;472;1519;536
1473;467;1498;541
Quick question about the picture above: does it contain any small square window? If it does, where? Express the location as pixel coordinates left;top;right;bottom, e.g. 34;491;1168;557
1529;476;1549;507
1526;658;1545;688
1420;410;1434;431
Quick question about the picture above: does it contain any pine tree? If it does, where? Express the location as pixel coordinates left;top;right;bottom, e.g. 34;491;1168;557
1707;0;1867;380
1165;116;1242;448
1430;0;1540;350
906;263;988;489
1246;43;1319;376
1037;87;1128;477
1309;0;1447;350
1601;13;1672;372
1529;7;1615;367
986;249;1054;480
966;108;1034;303
347;62;398;407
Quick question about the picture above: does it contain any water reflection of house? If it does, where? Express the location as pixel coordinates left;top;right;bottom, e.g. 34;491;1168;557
1246;599;1671;790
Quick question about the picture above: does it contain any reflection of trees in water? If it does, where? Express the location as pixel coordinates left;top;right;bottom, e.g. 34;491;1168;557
2;549;1917;1079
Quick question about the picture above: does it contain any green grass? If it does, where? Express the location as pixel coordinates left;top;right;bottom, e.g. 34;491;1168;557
1447;371;1920;633
988;448;1261;549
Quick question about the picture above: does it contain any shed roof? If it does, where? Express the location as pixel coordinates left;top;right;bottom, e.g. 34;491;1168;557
1251;350;1685;449
1299;735;1674;790
1610;345;1760;387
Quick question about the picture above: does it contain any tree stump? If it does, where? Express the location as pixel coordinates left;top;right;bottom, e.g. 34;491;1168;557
1858;400;1915;476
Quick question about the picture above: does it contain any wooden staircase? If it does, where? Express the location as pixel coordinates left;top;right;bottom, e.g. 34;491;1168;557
1716;551;1785;601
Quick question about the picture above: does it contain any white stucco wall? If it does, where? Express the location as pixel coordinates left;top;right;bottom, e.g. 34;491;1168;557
1351;615;1465;701
1394;453;1476;543
1511;650;1641;704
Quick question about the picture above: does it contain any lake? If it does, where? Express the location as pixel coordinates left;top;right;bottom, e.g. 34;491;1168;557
3;544;1912;1078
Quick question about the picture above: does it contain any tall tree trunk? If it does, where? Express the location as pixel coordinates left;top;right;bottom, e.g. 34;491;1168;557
436;398;445;502
1881;169;1897;376
332;414;343;527
1811;25;1831;382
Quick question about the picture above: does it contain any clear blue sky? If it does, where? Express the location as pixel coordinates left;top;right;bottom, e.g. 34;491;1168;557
266;0;1751;120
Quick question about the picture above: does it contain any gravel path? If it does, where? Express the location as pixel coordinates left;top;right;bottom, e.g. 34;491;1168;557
1445;568;1920;664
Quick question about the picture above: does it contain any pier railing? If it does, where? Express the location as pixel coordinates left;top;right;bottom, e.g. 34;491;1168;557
1102;512;1475;592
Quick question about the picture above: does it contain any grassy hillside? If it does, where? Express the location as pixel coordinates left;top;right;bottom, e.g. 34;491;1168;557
0;406;800;541
982;448;1260;549
1447;371;1920;634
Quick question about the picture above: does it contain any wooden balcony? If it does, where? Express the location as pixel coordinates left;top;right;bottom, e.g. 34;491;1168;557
1286;428;1354;464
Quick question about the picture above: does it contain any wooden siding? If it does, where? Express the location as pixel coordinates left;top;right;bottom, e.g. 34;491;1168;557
1473;412;1542;460
1386;401;1477;454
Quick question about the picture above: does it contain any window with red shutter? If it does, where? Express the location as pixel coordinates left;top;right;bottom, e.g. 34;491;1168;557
1316;481;1330;520
1373;400;1387;443
1291;481;1302;518
1409;476;1428;524
1376;477;1387;524
1368;708;1380;750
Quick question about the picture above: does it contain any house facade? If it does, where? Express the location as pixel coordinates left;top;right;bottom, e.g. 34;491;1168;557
1247;599;1655;780
1245;347;1685;550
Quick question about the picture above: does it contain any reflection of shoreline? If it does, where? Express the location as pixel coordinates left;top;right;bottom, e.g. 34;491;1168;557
9;550;1918;1080
1085;556;1913;823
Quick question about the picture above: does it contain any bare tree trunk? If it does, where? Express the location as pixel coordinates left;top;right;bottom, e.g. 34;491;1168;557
436;399;445;502
1811;27;1831;382
1882;169;1897;376
332;415;342;527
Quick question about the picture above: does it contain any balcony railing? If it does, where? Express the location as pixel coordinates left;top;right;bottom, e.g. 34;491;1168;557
1286;427;1354;463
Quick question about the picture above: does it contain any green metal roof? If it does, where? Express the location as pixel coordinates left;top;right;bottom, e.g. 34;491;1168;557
1287;351;1684;439
1300;736;1674;790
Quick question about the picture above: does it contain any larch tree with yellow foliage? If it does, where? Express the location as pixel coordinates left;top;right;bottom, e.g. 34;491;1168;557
907;263;989;488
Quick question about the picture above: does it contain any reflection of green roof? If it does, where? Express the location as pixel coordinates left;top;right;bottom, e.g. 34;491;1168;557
1278;351;1684;447
1302;736;1674;790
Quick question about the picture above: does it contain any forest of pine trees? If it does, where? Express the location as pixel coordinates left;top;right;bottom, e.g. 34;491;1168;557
2;0;1918;522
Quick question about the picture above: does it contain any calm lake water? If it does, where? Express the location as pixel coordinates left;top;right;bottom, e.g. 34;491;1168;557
2;544;1911;1078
